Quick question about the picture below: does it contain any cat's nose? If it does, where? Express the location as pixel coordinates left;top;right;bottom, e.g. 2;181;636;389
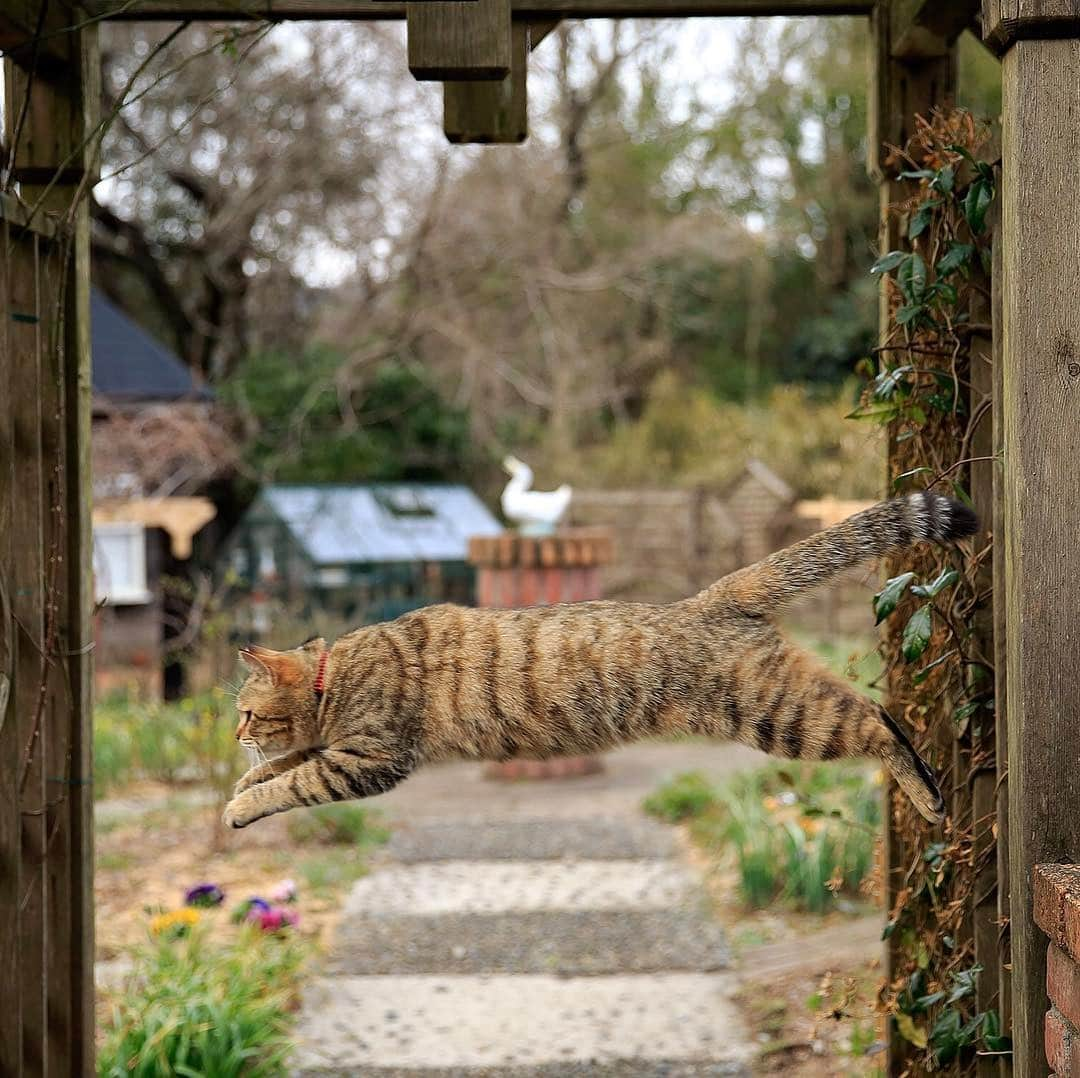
235;719;246;741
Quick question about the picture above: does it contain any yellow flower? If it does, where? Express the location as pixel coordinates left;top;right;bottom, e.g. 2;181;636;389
799;816;825;836
150;907;200;937
763;796;779;812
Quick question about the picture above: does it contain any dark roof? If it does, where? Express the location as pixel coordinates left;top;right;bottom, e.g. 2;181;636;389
91;288;210;402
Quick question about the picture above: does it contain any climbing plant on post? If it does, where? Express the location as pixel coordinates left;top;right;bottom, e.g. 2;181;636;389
856;111;1006;1075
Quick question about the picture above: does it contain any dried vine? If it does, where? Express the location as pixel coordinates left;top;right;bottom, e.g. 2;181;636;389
853;111;1006;1072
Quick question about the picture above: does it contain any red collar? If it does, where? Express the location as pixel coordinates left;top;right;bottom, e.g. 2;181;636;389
314;650;330;697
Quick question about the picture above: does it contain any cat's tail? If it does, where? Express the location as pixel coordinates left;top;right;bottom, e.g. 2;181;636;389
695;491;977;617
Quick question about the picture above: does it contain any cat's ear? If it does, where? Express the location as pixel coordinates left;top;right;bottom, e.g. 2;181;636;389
300;636;326;654
239;645;304;687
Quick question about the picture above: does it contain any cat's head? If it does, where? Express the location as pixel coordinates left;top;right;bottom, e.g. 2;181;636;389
235;638;326;753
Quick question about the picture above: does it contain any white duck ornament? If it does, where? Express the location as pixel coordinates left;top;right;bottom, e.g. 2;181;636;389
500;455;572;536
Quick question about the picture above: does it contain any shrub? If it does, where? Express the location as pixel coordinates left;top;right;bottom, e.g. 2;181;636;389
642;770;717;822
93;690;241;798
646;762;881;913
97;925;305;1077
286;802;390;848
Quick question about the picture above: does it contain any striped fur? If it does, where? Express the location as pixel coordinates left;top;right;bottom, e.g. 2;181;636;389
222;493;976;828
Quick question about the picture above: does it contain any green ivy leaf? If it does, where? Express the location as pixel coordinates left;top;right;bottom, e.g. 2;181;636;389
963;178;994;234
902;604;933;661
937;241;975;277
908;201;940;240
953;701;981;724
930;165;955;194
873;571;916;624
897;252;927;302
912;568;960;599
871;250;907;275
947;964;983;1004
872;365;913;400
846;400;902;422
896;303;926;327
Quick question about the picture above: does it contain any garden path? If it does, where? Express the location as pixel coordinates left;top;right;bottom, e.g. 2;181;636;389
289;741;765;1076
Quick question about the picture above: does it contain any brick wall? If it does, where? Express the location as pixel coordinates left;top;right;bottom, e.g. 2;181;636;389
1035;864;1080;1076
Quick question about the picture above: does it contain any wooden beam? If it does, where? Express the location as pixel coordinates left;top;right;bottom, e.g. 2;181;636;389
891;0;980;59
408;0;511;80
982;0;1080;53
84;0;876;19
0;3;75;78
998;33;1080;1078
868;0;957;181
444;20;528;142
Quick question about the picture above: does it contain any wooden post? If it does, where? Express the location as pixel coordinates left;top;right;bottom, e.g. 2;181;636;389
982;4;1080;1072
1;19;98;1076
407;0;512;80
444;21;529;143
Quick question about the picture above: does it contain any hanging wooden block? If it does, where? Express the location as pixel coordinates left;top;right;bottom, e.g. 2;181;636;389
407;0;511;81
443;21;528;143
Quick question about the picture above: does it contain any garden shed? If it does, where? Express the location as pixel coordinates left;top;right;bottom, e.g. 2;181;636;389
224;483;502;629
1;1;1079;1075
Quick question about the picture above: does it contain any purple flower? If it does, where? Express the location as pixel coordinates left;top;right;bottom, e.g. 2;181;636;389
184;883;225;908
231;896;271;924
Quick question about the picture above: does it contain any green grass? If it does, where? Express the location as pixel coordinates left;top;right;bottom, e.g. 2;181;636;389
285;802;390;848
645;761;881;913
94;690;241;799
642;771;718;823
97;925;306;1078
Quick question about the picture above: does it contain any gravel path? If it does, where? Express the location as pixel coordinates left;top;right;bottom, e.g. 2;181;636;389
290;745;756;1076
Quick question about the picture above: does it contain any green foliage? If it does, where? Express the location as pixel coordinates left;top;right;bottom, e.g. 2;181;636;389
642;771;717;822
286;802;390;848
97;926;306;1077
646;761;881;914
94;691;240;798
222;347;471;484
583;371;883;500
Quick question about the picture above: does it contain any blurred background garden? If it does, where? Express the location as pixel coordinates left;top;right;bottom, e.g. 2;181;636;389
86;12;1000;1075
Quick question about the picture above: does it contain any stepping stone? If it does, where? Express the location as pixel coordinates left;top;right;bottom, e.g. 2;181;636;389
296;1064;749;1078
290;973;750;1074
341;860;699;916
385;816;678;863
326;908;732;976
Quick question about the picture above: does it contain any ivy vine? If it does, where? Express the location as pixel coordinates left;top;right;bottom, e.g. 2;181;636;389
854;111;1008;1073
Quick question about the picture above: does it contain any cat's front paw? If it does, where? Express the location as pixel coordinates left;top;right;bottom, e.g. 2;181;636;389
222;797;252;829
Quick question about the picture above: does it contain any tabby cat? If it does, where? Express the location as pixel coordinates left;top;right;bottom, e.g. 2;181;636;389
224;491;976;829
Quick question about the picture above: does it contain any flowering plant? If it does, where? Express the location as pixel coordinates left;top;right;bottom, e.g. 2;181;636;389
184;883;225;908
149;908;200;939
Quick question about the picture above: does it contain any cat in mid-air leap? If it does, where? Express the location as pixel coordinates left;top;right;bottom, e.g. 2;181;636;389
224;491;976;830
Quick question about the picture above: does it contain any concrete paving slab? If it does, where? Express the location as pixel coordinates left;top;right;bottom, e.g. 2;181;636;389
295;1059;750;1077
342;860;697;916
385;816;679;863
326;907;732;977
290;973;751;1072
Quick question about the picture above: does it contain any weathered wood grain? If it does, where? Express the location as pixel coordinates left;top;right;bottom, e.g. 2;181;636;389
85;0;876;17
11;231;47;1078
991;185;1012;1074
443;21;528;142
408;0;512;79
1000;36;1080;1078
983;0;1080;52
0;214;22;1078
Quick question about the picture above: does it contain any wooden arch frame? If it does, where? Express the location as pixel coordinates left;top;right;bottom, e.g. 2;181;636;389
2;1;1079;1074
